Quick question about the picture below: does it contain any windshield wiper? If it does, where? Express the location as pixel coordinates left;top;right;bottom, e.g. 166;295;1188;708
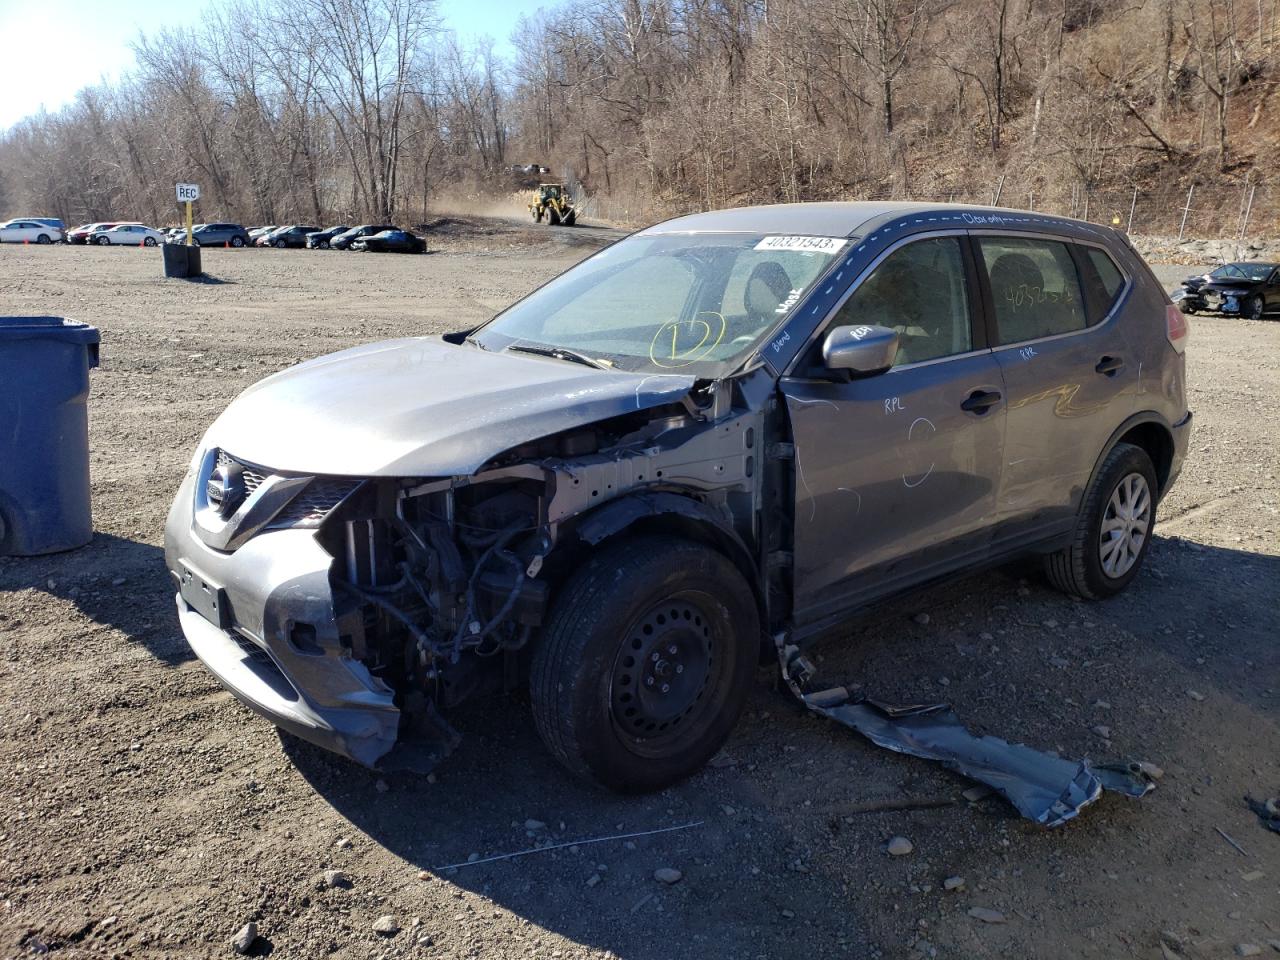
505;343;606;369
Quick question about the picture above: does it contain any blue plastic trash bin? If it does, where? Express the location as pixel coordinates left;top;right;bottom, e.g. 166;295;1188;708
0;316;101;555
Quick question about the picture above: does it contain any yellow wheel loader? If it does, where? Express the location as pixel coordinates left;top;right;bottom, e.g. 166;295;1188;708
529;183;577;226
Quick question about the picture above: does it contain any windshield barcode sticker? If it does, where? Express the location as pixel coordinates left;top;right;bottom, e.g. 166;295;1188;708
754;236;847;254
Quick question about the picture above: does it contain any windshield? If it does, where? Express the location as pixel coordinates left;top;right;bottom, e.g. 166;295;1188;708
1210;262;1271;282
471;232;848;374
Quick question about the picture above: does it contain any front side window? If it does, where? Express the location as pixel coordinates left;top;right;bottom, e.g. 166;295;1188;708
472;232;848;375
826;237;973;366
979;237;1087;344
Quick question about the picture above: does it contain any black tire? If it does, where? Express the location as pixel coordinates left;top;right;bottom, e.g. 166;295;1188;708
144;237;157;246
549;209;561;226
95;236;110;245
319;240;329;249
1244;295;1264;321
36;233;51;244
274;239;286;248
532;208;542;222
565;210;577;226
1045;442;1158;600
231;236;245;248
530;535;759;793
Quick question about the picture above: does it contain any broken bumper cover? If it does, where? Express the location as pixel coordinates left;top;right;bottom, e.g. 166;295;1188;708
780;647;1155;828
164;475;400;767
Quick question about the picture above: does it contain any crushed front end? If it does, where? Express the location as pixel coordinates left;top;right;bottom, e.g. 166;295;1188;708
163;385;761;772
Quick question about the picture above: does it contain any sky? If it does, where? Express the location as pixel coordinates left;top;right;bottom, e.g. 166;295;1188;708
0;0;543;131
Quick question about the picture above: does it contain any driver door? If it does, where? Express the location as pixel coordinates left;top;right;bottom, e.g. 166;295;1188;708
780;235;1007;630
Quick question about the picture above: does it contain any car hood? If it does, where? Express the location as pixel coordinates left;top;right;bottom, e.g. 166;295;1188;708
1200;278;1263;292
201;337;697;477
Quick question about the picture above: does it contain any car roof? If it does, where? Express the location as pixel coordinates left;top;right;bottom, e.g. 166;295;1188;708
641;201;1106;239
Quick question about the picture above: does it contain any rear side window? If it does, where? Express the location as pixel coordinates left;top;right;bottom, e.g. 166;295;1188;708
1077;246;1126;324
978;237;1087;344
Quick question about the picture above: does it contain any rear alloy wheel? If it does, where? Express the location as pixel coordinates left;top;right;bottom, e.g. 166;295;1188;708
531;535;759;793
1045;442;1158;599
1244;295;1264;321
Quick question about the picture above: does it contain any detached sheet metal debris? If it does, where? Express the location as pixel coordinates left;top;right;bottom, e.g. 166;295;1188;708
780;646;1156;828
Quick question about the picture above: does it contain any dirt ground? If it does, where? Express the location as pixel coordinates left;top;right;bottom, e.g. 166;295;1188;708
1;221;1277;960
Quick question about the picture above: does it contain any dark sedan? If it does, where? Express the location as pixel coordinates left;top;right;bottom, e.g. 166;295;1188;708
330;224;396;250
1171;261;1280;319
305;226;350;249
351;229;426;254
258;225;320;248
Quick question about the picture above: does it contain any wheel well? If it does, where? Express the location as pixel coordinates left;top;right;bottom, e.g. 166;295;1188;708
1116;421;1174;494
549;510;769;657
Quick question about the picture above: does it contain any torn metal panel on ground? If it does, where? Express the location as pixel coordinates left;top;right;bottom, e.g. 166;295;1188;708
779;644;1155;828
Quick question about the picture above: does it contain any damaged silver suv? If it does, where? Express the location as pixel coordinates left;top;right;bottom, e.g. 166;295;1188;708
165;202;1192;792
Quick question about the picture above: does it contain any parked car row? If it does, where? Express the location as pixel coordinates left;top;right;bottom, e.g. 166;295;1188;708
1;218;426;255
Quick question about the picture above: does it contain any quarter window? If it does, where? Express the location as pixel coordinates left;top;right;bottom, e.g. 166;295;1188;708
979;237;1087;344
828;237;973;365
1079;246;1126;323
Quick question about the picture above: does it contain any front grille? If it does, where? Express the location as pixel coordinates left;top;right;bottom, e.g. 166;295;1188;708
216;449;358;529
216;450;266;494
271;478;361;527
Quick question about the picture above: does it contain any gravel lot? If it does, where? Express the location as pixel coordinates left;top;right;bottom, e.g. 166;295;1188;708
1;225;1277;960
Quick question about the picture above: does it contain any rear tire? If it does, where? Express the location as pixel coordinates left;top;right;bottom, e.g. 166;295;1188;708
1045;442;1157;600
530;536;759;793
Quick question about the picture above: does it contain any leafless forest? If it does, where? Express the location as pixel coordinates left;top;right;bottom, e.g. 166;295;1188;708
0;0;1276;233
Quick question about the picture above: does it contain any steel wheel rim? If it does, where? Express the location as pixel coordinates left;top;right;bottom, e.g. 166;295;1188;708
1099;472;1151;578
609;592;725;756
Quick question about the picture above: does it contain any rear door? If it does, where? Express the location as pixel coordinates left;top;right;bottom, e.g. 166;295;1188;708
782;233;1007;626
973;233;1135;541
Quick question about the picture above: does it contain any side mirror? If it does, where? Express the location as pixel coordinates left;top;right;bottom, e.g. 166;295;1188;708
822;324;899;376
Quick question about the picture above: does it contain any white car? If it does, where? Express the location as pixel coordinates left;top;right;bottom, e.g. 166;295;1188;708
0;219;64;244
90;223;165;246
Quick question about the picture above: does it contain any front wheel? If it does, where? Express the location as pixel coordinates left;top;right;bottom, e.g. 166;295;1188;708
36;234;52;244
144;237;157;246
231;236;245;248
274;239;286;248
530;536;759;793
1244;295;1264;321
1045;442;1157;600
319;240;329;249
95;236;110;245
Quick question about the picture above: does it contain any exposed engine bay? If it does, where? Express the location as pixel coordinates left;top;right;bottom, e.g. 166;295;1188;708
167;375;773;772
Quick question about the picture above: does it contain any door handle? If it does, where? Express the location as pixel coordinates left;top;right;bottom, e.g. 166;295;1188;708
961;389;1002;413
1095;355;1124;376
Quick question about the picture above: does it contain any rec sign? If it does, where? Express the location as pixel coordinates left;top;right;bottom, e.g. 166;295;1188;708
176;183;201;202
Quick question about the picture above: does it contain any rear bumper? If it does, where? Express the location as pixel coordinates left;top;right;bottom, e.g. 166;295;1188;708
1165;410;1193;496
164;473;400;766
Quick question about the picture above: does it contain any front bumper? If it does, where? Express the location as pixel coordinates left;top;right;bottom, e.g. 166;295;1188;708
164;471;400;766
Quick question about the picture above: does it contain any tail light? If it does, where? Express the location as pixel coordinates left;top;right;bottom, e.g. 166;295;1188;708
1165;304;1189;354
